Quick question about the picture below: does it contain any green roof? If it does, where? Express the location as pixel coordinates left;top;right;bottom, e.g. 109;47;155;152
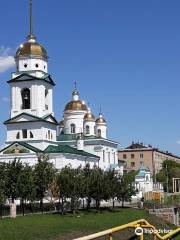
44;145;99;158
57;134;102;141
0;141;42;153
7;72;55;86
4;113;58;125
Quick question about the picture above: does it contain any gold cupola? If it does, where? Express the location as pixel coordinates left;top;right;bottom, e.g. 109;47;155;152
15;0;48;60
96;113;106;125
84;107;95;121
64;89;87;112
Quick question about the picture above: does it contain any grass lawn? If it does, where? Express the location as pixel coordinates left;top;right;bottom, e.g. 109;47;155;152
0;208;179;240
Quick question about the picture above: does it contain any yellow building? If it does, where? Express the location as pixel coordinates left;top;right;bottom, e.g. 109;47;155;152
118;142;180;175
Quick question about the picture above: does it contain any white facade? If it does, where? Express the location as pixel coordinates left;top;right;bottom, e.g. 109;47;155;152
0;6;119;173
132;167;164;200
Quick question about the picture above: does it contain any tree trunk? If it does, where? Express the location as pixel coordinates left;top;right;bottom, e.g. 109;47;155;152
82;199;85;209
61;197;64;215
22;198;25;216
86;197;91;210
112;199;115;208
121;198;124;208
0;204;3;219
40;198;43;213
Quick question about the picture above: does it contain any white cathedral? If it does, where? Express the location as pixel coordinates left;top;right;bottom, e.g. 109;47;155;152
0;1;120;173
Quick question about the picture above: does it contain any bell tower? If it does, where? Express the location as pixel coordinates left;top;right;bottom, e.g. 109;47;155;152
9;0;54;118
4;0;57;150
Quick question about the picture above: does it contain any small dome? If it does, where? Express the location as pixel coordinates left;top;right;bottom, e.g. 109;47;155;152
15;41;48;59
65;100;87;111
59;120;64;127
84;112;95;121
96;114;106;124
84;107;95;121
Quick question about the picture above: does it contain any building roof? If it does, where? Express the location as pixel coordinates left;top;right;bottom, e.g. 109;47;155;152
44;145;100;158
119;142;180;160
15;41;48;59
57;134;101;141
0;141;42;153
4;113;58;125
136;166;150;177
7;73;55;86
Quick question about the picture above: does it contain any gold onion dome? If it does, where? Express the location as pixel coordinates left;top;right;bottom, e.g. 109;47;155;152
15;39;48;59
65;100;87;111
84;108;95;121
64;89;87;111
96;114;106;124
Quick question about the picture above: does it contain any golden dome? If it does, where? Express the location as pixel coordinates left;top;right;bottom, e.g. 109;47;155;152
65;100;87;111
84;112;95;121
96;115;106;124
15;41;48;59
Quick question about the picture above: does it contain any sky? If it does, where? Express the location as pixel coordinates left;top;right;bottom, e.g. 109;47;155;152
0;0;180;154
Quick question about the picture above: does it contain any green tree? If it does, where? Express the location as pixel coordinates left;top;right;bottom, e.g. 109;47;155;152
5;159;23;203
0;163;7;218
103;170;118;208
18;164;36;215
116;171;136;207
156;159;180;192
34;154;56;212
88;166;105;210
56;166;73;214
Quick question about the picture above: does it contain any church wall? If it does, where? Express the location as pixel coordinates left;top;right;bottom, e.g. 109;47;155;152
6;121;57;146
64;111;86;134
10;80;53;118
84;121;96;136
18;58;48;73
0;153;38;166
48;153;97;169
84;144;118;170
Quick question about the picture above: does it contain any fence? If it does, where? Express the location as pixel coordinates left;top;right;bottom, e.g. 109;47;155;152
73;219;180;240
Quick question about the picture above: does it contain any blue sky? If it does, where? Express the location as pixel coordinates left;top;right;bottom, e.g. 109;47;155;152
0;0;180;154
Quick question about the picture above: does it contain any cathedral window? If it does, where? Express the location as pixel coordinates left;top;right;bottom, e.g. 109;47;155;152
103;150;105;162
108;152;110;163
21;88;30;109
45;89;49;110
70;124;76;134
48;130;51;139
97;129;101;137
16;132;20;139
30;131;34;138
86;125;90;134
22;129;27;139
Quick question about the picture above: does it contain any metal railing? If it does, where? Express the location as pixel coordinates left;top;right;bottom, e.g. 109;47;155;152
74;219;180;240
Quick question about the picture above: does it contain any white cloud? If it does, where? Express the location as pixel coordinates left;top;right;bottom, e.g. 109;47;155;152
0;46;15;73
176;140;180;144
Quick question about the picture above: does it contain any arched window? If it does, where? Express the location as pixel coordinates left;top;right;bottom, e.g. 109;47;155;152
97;129;101;137
51;133;53;139
22;129;27;139
30;131;34;138
70;124;76;134
86;125;90;134
45;89;48;110
21;88;30;109
16;132;20;139
48;130;51;139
